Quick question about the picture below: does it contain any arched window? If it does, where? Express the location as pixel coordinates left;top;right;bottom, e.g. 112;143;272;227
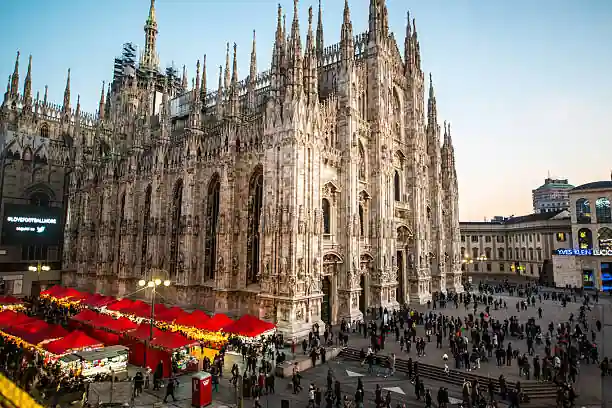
596;197;611;223
116;193;126;265
498;248;505;259
358;204;364;237
598;227;612;250
141;185;152;271
358;142;366;180
485;248;492;259
169;179;183;278
40;123;50;138
460;247;466;257
578;228;593;250
247;167;263;284
322;198;331;235
394;171;400;201
576;198;591;224
204;174;221;280
29;192;50;207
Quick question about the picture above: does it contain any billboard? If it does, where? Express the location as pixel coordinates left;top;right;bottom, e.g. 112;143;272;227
1;204;64;245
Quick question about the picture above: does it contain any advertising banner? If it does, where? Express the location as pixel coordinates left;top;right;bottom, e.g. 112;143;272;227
1;204;64;245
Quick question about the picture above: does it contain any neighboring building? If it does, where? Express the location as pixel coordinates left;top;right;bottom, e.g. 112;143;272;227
460;211;572;283
532;177;574;214
0;54;71;297
552;180;612;290
3;1;463;337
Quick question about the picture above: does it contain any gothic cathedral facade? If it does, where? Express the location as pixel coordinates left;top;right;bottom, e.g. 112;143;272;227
3;0;462;338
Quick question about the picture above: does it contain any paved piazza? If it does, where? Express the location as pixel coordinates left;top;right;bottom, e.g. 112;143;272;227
130;291;606;407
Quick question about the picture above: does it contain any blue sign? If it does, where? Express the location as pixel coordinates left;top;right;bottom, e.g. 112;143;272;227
555;248;612;256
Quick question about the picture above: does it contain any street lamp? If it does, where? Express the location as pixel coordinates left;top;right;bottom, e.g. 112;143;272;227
28;263;51;273
138;278;171;369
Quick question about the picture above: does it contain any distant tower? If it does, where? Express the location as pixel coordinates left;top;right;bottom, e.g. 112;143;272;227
532;176;574;213
141;0;159;70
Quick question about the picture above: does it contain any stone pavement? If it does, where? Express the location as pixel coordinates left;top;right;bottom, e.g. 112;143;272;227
340;292;603;406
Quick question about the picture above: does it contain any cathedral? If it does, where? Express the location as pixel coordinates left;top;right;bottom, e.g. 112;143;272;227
1;0;462;338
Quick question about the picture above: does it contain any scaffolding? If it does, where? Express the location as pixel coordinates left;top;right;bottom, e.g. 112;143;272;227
112;43;137;90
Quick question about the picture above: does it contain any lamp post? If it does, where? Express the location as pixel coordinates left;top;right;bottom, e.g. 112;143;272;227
138;278;171;370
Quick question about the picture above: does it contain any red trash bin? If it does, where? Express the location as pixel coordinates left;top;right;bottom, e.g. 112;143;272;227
192;371;212;407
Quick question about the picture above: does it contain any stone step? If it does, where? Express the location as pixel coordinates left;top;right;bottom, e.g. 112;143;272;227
339;347;558;401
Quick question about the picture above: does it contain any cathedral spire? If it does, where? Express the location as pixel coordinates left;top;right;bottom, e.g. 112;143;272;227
250;30;257;84
200;55;207;102
43;85;48;106
224;43;231;91
247;31;257;109
427;73;437;128
62;68;71;115
340;0;354;65
104;83;111;120
316;0;324;59
404;11;414;75
98;81;106;120
10;51;20;97
287;0;303;94
75;94;81;121
229;43;239;115
304;5;319;103
142;0;159;69
23;55;32;102
216;65;223;118
181;65;188;90
195;59;201;91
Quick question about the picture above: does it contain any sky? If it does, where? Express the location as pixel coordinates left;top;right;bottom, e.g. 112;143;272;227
1;0;611;221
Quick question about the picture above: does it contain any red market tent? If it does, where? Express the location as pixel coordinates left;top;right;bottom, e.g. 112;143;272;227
0;296;23;305
87;295;116;308
201;313;233;332
126;323;164;342
156;306;188;323
72;309;100;323
174;310;210;329
149;331;195;350
0;312;36;329
8;322;68;345
102;317;138;333
106;298;134;312
55;287;83;300
224;314;276;337
40;285;64;297
0;310;20;324
44;331;103;355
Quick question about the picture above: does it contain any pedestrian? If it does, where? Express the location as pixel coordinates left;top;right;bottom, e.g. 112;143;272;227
163;378;176;403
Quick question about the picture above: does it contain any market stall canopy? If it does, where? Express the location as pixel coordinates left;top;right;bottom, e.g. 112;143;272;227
157;306;189;323
86;295;116;308
56;287;84;300
149;331;195;350
126;300;150;318
0;296;23;305
44;330;103;355
72;309;100;323
7;322;68;345
201;313;233;332
127;323;164;341
102;316;138;333
174;310;210;328
0;312;36;329
88;313;121;331
106;298;134;312
224;314;276;337
40;285;63;297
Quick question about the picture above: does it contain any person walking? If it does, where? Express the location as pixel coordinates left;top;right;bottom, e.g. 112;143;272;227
163;378;177;403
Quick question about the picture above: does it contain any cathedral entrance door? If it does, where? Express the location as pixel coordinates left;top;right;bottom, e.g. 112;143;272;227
396;250;404;304
359;275;366;315
321;276;331;325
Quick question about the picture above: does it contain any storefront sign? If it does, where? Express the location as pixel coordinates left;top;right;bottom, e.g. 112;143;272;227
555;248;612;256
